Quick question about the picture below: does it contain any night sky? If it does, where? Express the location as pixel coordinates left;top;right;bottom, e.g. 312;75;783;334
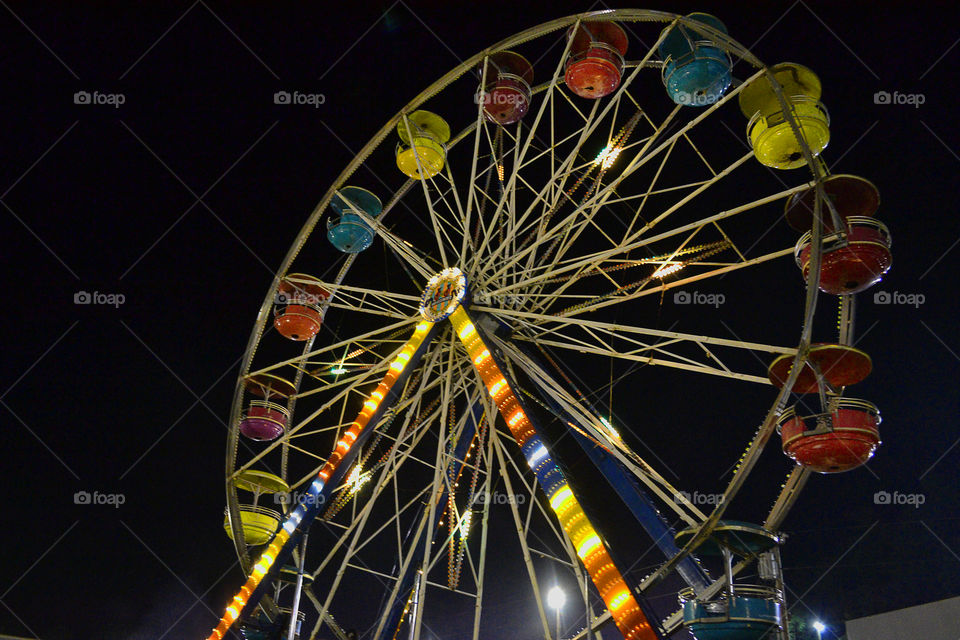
1;2;958;639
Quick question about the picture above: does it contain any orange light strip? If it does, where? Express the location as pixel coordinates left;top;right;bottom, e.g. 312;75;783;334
208;321;435;640
450;307;656;640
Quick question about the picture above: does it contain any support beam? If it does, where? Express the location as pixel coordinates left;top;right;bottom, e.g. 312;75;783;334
208;321;441;640
451;306;658;640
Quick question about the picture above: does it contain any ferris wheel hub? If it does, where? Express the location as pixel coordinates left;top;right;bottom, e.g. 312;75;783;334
419;267;469;322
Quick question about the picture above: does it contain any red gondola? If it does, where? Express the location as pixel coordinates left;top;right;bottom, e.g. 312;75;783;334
477;51;534;125
795;217;892;295
564;21;629;99
274;274;330;341
778;398;881;472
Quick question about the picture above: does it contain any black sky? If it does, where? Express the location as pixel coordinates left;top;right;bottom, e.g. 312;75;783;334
1;2;958;639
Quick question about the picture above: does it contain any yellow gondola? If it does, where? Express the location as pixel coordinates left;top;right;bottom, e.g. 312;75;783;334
739;63;830;169
396;110;450;179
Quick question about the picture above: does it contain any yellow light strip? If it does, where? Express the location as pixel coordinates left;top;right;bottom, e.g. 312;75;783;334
450;307;656;640
208;321;434;640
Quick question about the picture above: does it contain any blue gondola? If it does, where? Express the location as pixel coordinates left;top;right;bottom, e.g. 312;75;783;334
327;186;383;253
676;521;785;640
659;13;732;106
683;592;782;640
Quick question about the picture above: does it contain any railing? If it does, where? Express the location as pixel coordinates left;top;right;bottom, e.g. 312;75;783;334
778;397;881;434
565;41;625;70
794;215;892;265
243;400;291;420
661;39;731;82
747;93;830;137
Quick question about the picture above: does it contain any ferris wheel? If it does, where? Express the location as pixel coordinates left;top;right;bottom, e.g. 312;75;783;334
210;9;892;640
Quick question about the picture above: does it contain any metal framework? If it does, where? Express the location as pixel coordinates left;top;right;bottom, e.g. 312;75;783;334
212;9;843;640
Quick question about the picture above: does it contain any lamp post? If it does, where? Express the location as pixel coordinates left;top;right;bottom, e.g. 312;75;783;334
813;620;825;640
546;585;566;640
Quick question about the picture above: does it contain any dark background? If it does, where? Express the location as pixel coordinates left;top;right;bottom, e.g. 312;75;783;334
1;1;957;639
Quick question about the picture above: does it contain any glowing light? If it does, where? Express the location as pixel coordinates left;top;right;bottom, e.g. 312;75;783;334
448;304;653;640
527;445;548;466
210;326;432;640
599;417;621;440
652;262;683;279
458;323;476;339
813;621;826;633
347;465;370;494
609;588;631;611
330;366;348;375
546;585;566;610
577;534;602;559
594;144;624;170
550;486;573;511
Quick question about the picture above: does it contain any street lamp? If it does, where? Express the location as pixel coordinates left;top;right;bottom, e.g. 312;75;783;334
813;620;826;640
546;585;566;639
